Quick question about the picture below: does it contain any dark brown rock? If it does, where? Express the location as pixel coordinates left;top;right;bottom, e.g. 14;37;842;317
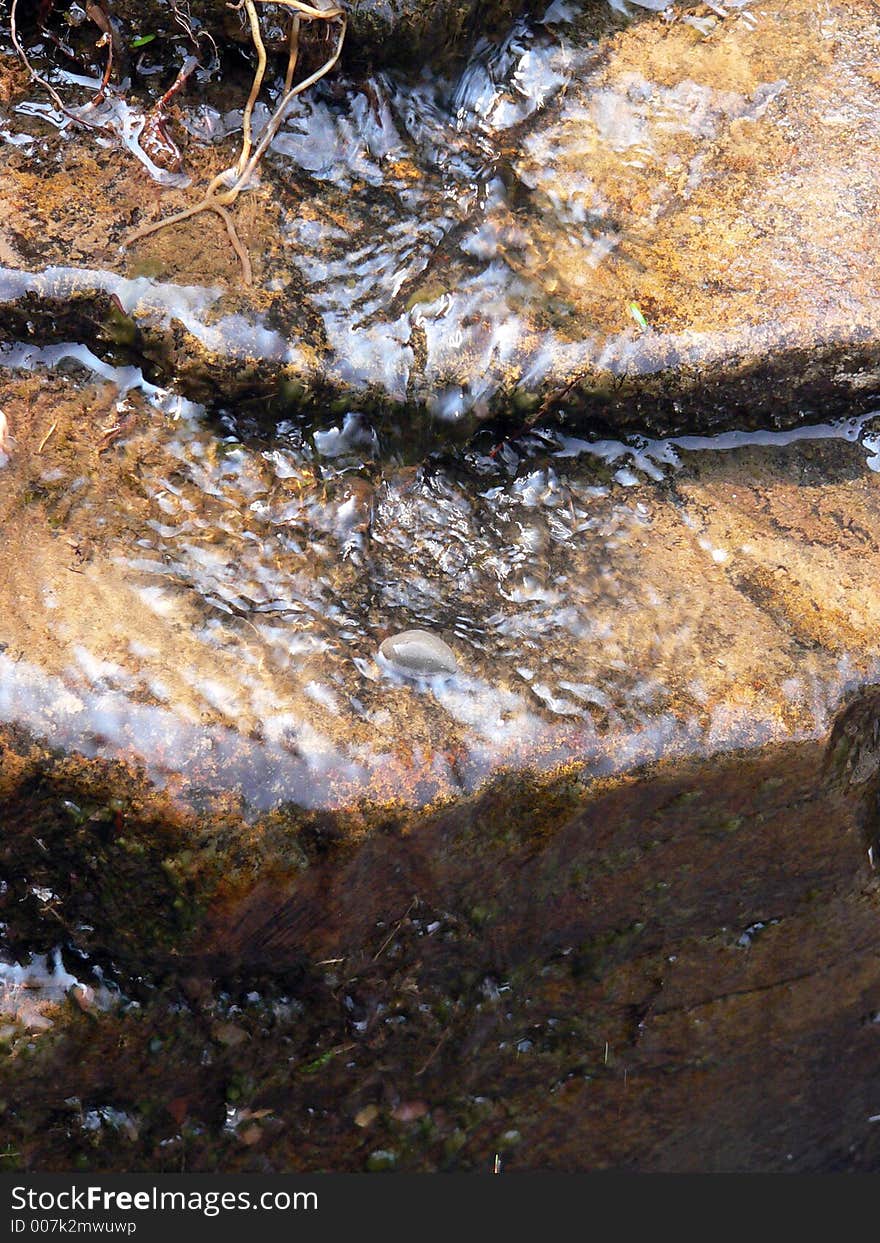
2;692;880;1171
92;0;541;69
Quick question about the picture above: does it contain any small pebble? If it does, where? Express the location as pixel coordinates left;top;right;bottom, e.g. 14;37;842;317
213;1021;248;1048
391;1100;429;1123
366;1149;398;1172
378;629;459;677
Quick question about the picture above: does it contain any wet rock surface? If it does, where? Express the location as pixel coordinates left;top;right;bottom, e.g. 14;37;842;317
2;0;880;436
5;355;880;813
3;0;880;1176
95;0;545;70
2;698;880;1171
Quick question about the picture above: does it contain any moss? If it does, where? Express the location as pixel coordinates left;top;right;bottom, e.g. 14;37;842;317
102;303;138;348
0;737;215;982
569;921;646;982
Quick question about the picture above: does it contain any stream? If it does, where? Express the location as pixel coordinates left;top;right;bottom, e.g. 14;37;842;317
3;0;880;816
2;335;879;815
3;0;880;1175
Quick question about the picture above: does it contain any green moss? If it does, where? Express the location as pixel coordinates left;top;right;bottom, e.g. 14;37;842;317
102;303;138;348
405;282;448;312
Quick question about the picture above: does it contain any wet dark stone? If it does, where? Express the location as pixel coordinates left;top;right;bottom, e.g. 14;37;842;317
2;691;880;1171
96;0;544;69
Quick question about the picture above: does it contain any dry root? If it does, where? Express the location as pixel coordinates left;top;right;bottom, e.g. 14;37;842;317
10;0;347;285
123;0;347;283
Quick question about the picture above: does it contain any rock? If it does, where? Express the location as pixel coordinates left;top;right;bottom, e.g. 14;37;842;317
366;1148;398;1171
378;630;460;677
350;0;545;67
6;693;880;1170
4;358;880;815
166;1097;190;1127
5;2;880;440
4;0;880;1175
391;1099;429;1123
4;663;880;1171
213;1022;249;1047
85;0;542;70
68;985;94;1013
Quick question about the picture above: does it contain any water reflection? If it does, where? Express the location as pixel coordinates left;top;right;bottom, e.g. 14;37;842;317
255;0;777;408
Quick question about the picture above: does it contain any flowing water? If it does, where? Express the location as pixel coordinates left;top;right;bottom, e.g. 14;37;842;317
2;336;880;818
4;5;880;1181
2;0;880;821
0;0;818;417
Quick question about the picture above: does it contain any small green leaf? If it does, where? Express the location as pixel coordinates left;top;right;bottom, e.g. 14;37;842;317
629;301;649;330
130;34;157;49
301;1047;340;1075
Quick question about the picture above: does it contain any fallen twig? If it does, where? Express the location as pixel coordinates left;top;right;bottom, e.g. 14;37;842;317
11;0;114;131
10;0;72;119
37;420;58;453
372;897;417;961
416;1028;450;1077
84;3;114;106
124;0;347;283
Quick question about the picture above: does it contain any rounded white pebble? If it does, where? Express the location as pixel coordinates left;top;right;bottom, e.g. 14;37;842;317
378;629;459;677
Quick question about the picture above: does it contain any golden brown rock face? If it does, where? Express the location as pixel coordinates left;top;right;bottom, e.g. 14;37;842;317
2;354;880;817
2;0;880;429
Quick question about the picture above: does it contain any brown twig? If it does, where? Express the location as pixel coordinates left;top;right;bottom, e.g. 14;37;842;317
140;56;200;172
371;897;417;961
416;1027;450;1077
84;3;114;105
11;0;109;130
37;420;58;453
124;0;347;283
10;0;72;118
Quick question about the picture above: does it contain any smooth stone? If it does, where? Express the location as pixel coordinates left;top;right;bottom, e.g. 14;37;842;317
378;630;459;677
